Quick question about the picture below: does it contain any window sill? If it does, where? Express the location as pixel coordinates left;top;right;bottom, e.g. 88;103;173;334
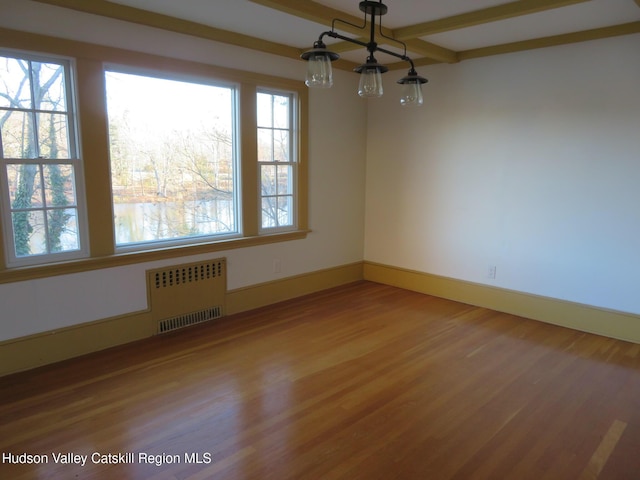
0;230;310;284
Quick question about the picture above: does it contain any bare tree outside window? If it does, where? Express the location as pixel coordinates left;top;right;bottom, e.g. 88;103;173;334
105;71;238;247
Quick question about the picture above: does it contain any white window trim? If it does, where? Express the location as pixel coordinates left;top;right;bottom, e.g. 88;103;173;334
257;87;299;235
104;65;243;252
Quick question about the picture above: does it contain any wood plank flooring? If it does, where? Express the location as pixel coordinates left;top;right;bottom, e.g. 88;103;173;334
2;281;640;479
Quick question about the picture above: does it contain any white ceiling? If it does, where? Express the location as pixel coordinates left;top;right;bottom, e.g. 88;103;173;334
62;0;640;65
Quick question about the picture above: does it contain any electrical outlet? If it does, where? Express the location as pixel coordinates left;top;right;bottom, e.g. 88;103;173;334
273;258;282;273
488;265;497;279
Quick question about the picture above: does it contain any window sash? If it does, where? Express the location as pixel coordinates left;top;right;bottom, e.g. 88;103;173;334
0;51;88;267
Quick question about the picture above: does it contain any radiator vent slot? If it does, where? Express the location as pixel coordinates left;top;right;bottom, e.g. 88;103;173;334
153;261;224;289
158;306;223;334
147;258;226;334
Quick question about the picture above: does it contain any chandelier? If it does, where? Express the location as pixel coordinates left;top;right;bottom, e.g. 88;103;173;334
301;0;428;106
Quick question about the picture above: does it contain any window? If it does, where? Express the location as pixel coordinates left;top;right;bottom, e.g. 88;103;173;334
257;90;297;231
0;52;87;266
105;70;238;248
0;32;307;278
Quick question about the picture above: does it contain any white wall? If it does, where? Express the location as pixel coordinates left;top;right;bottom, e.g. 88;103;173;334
365;34;640;314
0;0;367;340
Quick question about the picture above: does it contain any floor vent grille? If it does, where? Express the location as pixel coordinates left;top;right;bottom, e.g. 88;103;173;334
158;306;223;334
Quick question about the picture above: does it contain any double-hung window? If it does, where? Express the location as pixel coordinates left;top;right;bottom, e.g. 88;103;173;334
0;52;87;266
105;69;239;249
257;90;297;231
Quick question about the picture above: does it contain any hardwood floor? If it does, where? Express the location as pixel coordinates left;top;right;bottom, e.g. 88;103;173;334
2;281;640;479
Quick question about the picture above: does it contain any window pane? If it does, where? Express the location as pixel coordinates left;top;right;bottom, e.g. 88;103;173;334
261;197;277;229
257;128;273;163
273;95;289;129
1;110;36;158
47;208;79;252
43;164;76;206
261;164;276;196
0;57;32;109
37;112;70;159
277;165;292;195
106;71;237;246
273;130;289;162
7;164;43;208
32;61;67;112
261;195;293;228
256;92;272;128
277;196;293;226
12;210;46;256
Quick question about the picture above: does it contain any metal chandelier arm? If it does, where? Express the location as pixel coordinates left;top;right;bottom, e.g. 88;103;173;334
331;15;368;35
301;1;428;106
320;30;413;66
321;31;369;52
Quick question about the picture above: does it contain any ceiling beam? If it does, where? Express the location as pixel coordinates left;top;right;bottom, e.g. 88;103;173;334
249;0;458;63
385;57;442;71
404;39;458;63
458;21;640;61
249;0;391;38
394;0;593;39
32;0;302;60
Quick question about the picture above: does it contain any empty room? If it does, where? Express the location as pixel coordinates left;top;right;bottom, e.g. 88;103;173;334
1;0;640;478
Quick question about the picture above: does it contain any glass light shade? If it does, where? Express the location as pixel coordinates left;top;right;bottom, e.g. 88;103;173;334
400;81;424;106
358;69;383;98
305;54;333;88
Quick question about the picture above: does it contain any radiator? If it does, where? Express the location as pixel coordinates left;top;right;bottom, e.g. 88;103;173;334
147;258;226;334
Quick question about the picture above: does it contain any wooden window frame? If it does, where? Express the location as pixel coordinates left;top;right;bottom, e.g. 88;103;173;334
0;28;308;284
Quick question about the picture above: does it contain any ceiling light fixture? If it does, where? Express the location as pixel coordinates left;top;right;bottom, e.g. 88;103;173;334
301;0;428;106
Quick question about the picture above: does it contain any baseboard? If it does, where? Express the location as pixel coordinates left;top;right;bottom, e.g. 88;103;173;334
363;261;640;344
226;262;364;315
0;310;154;377
0;262;364;377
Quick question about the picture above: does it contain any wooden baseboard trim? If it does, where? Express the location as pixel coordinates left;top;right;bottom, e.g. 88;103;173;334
226;262;364;315
363;261;640;344
0;262;364;377
0;310;154;377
